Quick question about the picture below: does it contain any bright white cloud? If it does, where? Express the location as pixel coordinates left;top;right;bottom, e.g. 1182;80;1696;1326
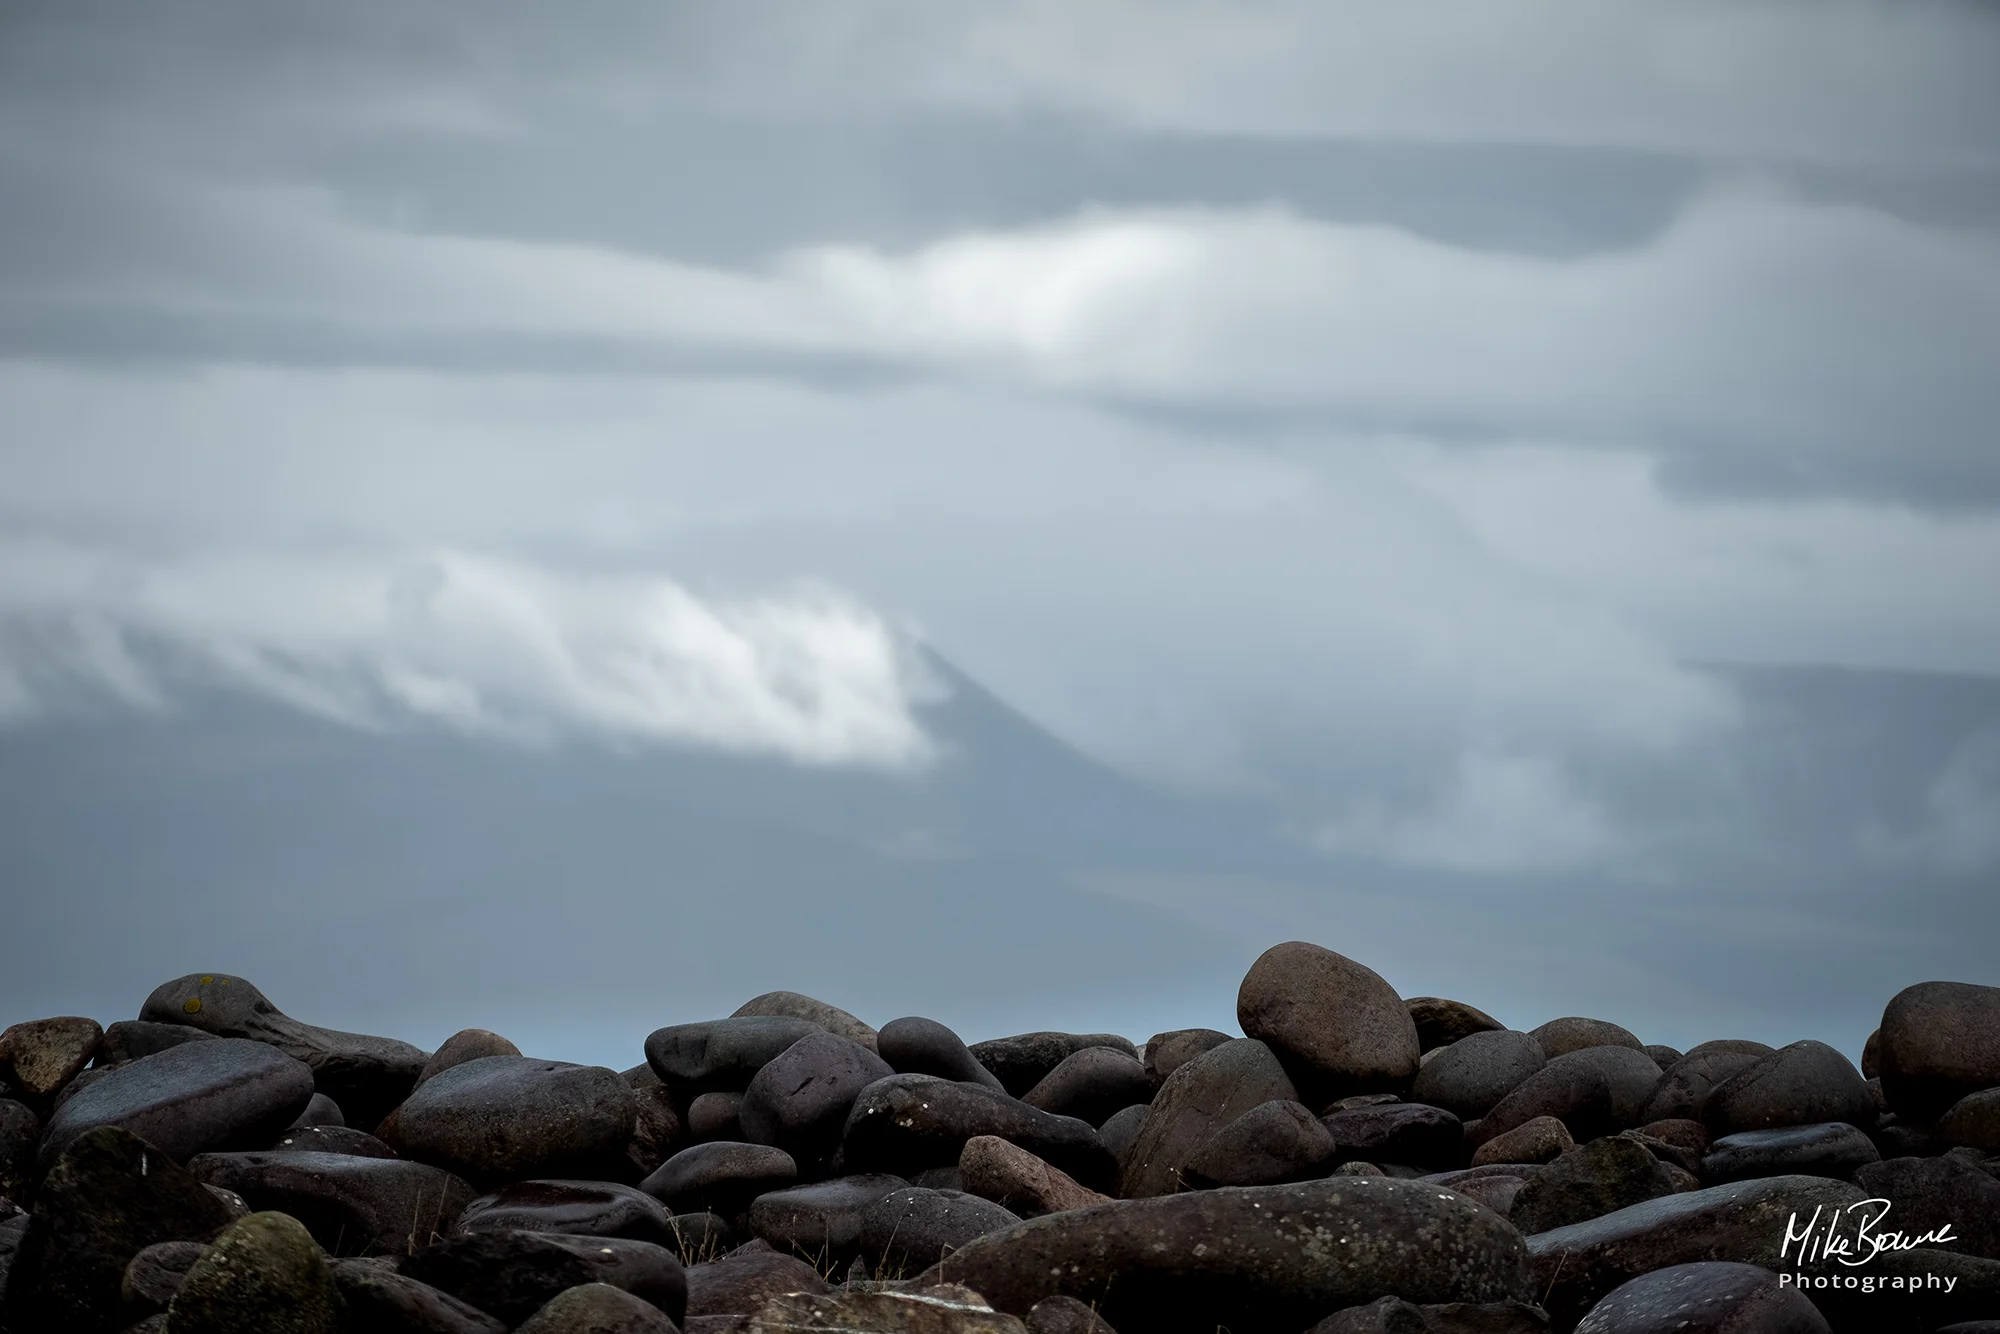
0;543;938;768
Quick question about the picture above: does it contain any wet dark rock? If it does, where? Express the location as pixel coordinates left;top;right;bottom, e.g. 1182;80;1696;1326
958;1136;1109;1218
740;1032;893;1171
1703;1043;1874;1137
287;1093;345;1129
266;1125;400;1159
390;1056;636;1183
625;1065;684;1177
1702;1123;1879;1184
414;1031;521;1089
139;974;427;1129
1429;1171;1531;1219
748;1174;908;1270
1237;941;1421;1102
1406;998;1507;1053
684;1241;829;1321
1182;1099;1336;1187
1310;1295;1551;1332
515;1280;680;1333
1471;1116;1572;1168
1120;1038;1297;1197
647;1018;824;1096
1096;1104;1146;1172
641;1142;798;1218
1860;1029;1880;1081
1411;1031;1547;1122
666;1212;736;1263
1572;1261;1828;1333
188;1150;475;1256
843;1074;1113;1189
1509;1134;1681;1235
969;1035;1140;1100
1024;1294;1120;1334
1878;981;2000;1120
40;1039;316;1167
1939;1087;2000;1154
1322;1102;1464;1171
735;993;878;1053
1684;1041;1776;1061
919;1176;1532;1334
164;1210;337;1334
1020;1048;1152;1127
1531;1019;1643;1060
858;1186;1021;1273
878;1018;1009;1094
689;1092;746;1143
456;1179;678;1247
402;1230;687;1328
0;1017;103;1104
0;1100;36;1204
1853;1154;2000;1261
1140;1030;1233;1086
329;1258;508;1333
1641;1051;1764;1124
1473;1047;1662;1148
120;1240;207;1315
743;1283;1026;1333
1640;1046;1683;1070
94;1022;218;1069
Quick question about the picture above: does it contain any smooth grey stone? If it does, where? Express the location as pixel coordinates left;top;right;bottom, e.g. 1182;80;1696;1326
40;1039;315;1167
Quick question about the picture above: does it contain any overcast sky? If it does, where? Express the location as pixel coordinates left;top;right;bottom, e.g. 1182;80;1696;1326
2;2;1997;1056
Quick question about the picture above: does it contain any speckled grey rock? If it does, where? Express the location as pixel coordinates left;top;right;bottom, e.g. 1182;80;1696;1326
684;1241;830;1321
1120;1039;1298;1198
1573;1261;1828;1333
971;1034;1140;1099
40;1040;315;1167
878;1018;1009;1094
858;1186;1022;1273
1412;1031;1548;1121
843;1074;1112;1189
514;1281;679;1333
1532;1018;1643;1060
164;1211;337;1334
1702;1123;1879;1184
456;1179;678;1248
1020;1048;1153;1128
390;1056;636;1183
1237;942;1421;1102
740;1031;893;1171
1878;980;2000;1120
1703;1043;1873;1137
646;1018;824;1095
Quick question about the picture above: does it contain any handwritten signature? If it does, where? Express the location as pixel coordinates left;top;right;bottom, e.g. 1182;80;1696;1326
1781;1199;1957;1268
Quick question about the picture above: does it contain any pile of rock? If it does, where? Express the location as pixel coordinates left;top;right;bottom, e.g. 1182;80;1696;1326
0;946;1996;1333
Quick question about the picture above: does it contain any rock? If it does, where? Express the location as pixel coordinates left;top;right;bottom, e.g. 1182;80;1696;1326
647;1018;825;1096
1509;1135;1680;1235
1321;1103;1464;1171
1878;980;2000;1120
0;1017;103;1103
51;1066;117;1115
1641;1046;1684;1070
625;1065;685;1177
685;1244;829;1321
1703;1043;1874;1137
642;1142;798;1218
740;1032;893;1171
1637;1119;1709;1160
1096;1105;1146;1172
0;1100;36;1203
1181;1099;1336;1188
266;1125;400;1160
1472;1047;1662;1148
1853;1154;2000;1261
414;1031;521;1088
1432;1172;1531;1219
735;993;879;1054
164;1211;337;1334
1861;1029;1880;1080
1641;1050;1764;1124
456;1180;678;1248
204;1184;250;1221
1236;941;1421;1102
1684;1041;1776;1061
744;1283;1027;1333
1572;1261;1828;1333
748;1174;908;1270
139;974;427;1129
1472;1117;1572;1169
666;1212;737;1264
1024;1294;1119;1334
689;1092;746;1143
285;1093;344;1130
188;1150;474;1256
1702;1123;1879;1185
1310;1295;1551;1332
95;1022;219;1068
329;1259;507;1333
1119;1039;1298;1198
971;1035;1139;1099
515;1281;679;1333
402;1230;686;1328
1406;998;1506;1053
1523;1175;1865;1325
390;1056;636;1183
121;1240;208;1314
858;1186;1021;1274
1939;1087;2000;1154
958;1136;1109;1218
39;1039;316;1166
877;1018;1009;1094
1020;1048;1152;1128
1140;1030;1233;1085
0;1136;221;1334
1411;1031;1548;1122
919;1177;1531;1333
1531;1019;1643;1060
842;1074;1113;1190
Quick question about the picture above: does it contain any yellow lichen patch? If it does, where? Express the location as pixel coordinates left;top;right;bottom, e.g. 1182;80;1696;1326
184;997;202;1014
201;976;214;984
